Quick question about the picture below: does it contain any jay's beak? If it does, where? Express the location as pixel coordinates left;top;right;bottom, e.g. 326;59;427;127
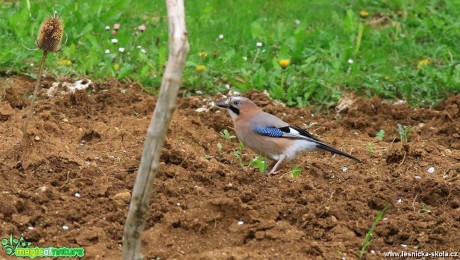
217;100;229;108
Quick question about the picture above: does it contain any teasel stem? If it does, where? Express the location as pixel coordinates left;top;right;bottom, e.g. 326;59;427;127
23;50;48;134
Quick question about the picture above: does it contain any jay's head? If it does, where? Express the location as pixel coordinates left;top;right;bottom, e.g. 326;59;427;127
217;96;260;121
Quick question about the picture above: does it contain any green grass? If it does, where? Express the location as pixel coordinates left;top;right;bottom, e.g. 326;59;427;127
358;204;392;259
1;0;459;107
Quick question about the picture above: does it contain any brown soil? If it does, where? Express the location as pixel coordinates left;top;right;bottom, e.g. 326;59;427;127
0;75;459;259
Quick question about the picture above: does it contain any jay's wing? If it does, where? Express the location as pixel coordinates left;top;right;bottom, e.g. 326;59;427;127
253;126;361;162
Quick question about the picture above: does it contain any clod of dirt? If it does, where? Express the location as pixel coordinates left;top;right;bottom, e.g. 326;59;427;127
113;191;132;205
80;130;101;143
0;198;18;220
0;102;14;122
386;143;409;163
76;227;106;246
12;214;30;225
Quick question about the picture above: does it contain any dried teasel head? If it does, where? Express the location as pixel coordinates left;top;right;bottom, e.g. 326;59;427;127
36;12;64;52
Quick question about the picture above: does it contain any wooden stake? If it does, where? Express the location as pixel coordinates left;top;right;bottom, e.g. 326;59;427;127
122;1;189;259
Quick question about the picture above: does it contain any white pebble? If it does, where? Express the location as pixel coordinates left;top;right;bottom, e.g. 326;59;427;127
396;199;402;204
414;176;421;180
427;167;435;174
74;193;81;198
195;107;208;113
28;226;34;230
370;250;375;254
237;221;244;225
341;167;348;173
395;99;407;104
62;225;69;230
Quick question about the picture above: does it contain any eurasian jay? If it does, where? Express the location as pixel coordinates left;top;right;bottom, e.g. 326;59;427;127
217;96;361;174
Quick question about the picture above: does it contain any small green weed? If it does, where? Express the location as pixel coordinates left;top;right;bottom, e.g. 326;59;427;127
367;142;375;155
368;129;385;155
216;143;223;156
290;165;302;178
232;149;244;168
376;129;385;141
219;129;236;142
358;204;391;260
397;124;412;142
250;155;267;173
419;202;432;214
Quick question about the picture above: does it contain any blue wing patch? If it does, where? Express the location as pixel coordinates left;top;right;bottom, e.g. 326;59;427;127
253;127;283;137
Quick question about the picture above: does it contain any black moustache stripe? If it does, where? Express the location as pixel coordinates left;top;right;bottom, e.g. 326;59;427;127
229;106;240;115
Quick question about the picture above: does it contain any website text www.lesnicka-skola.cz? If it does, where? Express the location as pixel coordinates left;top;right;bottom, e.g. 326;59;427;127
383;251;458;258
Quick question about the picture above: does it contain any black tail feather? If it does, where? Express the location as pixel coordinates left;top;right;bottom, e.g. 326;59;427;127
316;143;361;162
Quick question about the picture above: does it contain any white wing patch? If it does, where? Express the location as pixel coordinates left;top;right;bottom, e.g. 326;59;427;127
281;127;310;140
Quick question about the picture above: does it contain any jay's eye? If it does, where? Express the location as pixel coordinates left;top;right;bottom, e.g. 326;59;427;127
233;100;241;106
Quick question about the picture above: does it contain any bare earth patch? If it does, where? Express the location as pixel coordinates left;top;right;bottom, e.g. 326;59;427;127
0;75;459;259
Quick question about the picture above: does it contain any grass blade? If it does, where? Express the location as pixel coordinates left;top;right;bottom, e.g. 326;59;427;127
358;204;392;259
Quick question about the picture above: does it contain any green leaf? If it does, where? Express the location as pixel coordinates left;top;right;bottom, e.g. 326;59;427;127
376;130;385;141
290;165;302;178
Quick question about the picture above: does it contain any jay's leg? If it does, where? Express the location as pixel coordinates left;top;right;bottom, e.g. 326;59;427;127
269;154;286;174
